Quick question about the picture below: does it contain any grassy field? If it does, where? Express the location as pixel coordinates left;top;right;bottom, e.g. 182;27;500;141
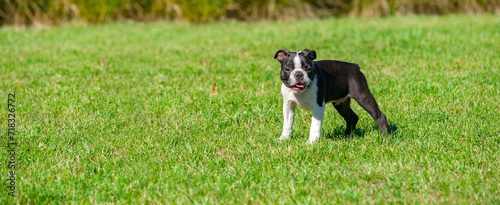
0;15;499;203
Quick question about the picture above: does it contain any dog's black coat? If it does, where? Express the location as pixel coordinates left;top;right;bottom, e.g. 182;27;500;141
314;60;389;135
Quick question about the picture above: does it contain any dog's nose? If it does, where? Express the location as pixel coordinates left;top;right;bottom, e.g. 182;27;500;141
295;72;304;79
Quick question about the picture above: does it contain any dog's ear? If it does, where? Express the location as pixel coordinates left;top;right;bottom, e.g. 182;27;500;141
274;49;290;62
302;49;316;61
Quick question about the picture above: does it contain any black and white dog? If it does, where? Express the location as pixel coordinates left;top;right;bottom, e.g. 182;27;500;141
274;49;389;144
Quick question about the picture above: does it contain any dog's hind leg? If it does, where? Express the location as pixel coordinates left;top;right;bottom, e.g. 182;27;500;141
352;92;389;135
333;98;359;135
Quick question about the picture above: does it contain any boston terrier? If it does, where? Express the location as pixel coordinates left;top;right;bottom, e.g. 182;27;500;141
274;49;389;144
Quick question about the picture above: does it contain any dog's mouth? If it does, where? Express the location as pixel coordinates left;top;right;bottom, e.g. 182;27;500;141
291;83;307;92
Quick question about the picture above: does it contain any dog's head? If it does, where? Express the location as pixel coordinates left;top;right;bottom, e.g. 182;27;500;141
274;49;317;93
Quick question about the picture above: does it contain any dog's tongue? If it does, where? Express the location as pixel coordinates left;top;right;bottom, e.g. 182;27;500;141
295;84;305;88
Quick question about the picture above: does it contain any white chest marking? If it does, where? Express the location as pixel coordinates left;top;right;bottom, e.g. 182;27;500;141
282;77;322;111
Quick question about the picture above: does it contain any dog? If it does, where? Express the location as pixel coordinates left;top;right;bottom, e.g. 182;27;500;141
274;49;389;144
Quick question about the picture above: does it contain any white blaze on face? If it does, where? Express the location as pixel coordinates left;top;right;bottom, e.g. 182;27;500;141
293;51;302;70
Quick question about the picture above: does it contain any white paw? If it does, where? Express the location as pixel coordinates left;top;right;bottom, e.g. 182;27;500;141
305;140;316;145
306;136;319;145
277;135;290;141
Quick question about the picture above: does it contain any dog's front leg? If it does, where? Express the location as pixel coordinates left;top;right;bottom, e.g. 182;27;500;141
279;101;296;141
306;105;325;144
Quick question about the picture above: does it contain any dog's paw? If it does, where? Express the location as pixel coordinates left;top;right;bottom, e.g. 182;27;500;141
277;135;290;141
305;140;316;145
306;137;319;145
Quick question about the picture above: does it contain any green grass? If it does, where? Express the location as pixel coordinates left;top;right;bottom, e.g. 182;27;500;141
0;15;499;203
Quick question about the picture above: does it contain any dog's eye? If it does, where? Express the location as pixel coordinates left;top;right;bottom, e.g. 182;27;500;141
284;67;291;71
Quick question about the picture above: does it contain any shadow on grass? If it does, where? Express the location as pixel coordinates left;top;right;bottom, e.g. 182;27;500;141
388;123;399;135
324;122;399;141
323;126;366;141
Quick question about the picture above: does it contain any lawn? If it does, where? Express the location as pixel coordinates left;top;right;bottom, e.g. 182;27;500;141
0;15;499;203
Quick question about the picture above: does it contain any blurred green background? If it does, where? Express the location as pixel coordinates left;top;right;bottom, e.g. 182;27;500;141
1;0;499;25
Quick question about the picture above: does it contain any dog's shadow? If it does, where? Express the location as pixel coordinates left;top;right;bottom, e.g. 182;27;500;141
324;123;399;141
